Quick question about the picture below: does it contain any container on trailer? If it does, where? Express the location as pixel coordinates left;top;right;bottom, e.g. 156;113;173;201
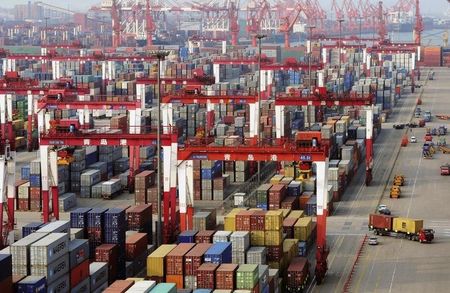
197;263;219;289
215;263;238;290
16;276;46;293
146;244;177;277
166;243;196;275
369;214;394;230
185;243;212;276
31;254;69;284
90;262;109;292
30;233;69;265
392;218;423;234
204;242;232;264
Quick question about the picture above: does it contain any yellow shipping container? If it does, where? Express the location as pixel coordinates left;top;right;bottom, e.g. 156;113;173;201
224;208;248;231
270;175;284;184
393;218;423;234
146;244;177;277
287;210;304;219
268;260;283;270
294;217;312;241
280;209;291;219
250;231;265;246
264;230;283;246
284;166;296;178
265;210;283;230
283;239;298;262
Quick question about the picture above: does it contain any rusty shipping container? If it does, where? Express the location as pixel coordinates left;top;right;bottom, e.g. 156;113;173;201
197;263;219;289
184;243;212;276
215;263;238;290
166;243;196;275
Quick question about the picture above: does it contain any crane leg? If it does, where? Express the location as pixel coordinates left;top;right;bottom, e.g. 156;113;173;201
315;160;329;284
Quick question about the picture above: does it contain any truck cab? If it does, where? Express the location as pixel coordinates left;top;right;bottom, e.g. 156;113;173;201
419;229;435;243
424;111;432;122
441;164;450;176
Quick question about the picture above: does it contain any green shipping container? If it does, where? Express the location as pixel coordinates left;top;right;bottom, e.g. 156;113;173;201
149;283;177;293
236;264;259;290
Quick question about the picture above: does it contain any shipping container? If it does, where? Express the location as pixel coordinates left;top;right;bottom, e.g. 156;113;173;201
146;244;177;277
178;230;198;243
104;280;134;293
286;257;309;292
69;239;89;269
70;276;90;293
17;276;46;293
47;273;69;293
392;218;423;234
30;233;69;266
204;242;232;264
149;283;177;293
368;214;393;231
126;280;156;292
36;220;70;234
236;264;259;290
31;254;69;284
215;263;238;290
70;259;89;288
126;233;148;260
166;243;196;275
197;263;219;289
11;232;48;275
90;262;109;292
185;243;212;276
294;217;313;242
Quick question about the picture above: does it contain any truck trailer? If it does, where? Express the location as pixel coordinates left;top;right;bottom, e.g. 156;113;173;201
369;214;434;243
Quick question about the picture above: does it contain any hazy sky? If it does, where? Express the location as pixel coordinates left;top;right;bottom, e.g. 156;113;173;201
1;0;449;16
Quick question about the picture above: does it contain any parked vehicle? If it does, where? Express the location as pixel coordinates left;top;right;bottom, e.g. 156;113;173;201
369;214;434;243
393;124;406;129
377;204;388;213
440;146;450;154
423;144;433;159
438;125;448;135
437;136;447;147
441;164;450;176
410;136;417;143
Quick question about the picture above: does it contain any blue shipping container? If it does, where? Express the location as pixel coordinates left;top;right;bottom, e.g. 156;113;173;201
298;241;307;257
70;208;92;229
29;174;41;187
87;208;108;228
21;165;30;180
104;208;126;229
22;222;43;237
193;290;212;293
204;242;232;264
287;183;301;197
306;197;317;216
178;230;198;243
0;253;12;281
17;276;46;293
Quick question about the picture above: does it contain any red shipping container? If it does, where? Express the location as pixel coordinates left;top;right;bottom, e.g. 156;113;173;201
286;257;309;291
235;210;255;231
195;230;215;243
103;280;135;293
166;274;184;289
127;204;152;230
18;199;29;211
369;214;393;230
269;184;286;210
250;210;266;231
70;259;89;288
29;199;41;211
95;244;118;284
29;187;41;200
0;275;12;293
197;263;218;289
281;196;299;210
87;227;102;242
184;243;212;276
283;218;297;239
126;233;148;260
166;243;196;275
215;263;238;290
267;245;283;262
299;192;313;210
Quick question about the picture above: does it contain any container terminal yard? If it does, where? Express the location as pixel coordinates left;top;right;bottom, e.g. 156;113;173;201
0;0;449;292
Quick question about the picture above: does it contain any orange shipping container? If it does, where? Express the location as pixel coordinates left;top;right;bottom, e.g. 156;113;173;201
166;274;184;289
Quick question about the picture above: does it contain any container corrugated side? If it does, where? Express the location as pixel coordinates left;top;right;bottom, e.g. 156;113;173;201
47;273;69;293
149;283;177;293
125;280;156;292
36;220;70;234
31;254;69;284
70;276;90;293
146;244;177;277
30;233;69;265
69;239;89;269
11;232;48;273
90;262;108;291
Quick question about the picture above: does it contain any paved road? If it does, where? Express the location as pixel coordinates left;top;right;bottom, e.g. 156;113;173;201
311;70;428;293
349;67;450;293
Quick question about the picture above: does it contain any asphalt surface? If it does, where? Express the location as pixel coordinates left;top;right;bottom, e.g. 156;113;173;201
311;69;436;293
348;67;450;293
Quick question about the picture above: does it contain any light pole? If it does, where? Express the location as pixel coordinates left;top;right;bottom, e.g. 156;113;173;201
358;16;363;49
150;50;170;246
337;19;344;77
256;33;266;184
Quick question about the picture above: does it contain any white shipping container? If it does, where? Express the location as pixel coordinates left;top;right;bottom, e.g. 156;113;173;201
80;169;101;186
230;231;250;252
18;182;30;199
246;247;267;265
31;254;69;284
30;233;69;265
59;193;77;212
11;232;49;274
213;231;232;243
126;280;156;292
101;179;122;196
36;220;70;234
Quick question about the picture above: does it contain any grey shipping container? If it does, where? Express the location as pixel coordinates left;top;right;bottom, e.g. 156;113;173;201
70;276;90;293
59;193;77;212
31;254;69;284
80;169;101;186
30;159;41;174
70;228;84;240
246;247;267;265
90;262;108;291
36;220;70;234
101;179;122;196
69;239;89;269
92;282;108;293
47;273;70;293
30;233;69;265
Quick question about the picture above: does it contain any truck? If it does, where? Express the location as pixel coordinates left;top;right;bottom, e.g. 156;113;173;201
424;111;432;122
441;164;450;176
369;214;434;243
